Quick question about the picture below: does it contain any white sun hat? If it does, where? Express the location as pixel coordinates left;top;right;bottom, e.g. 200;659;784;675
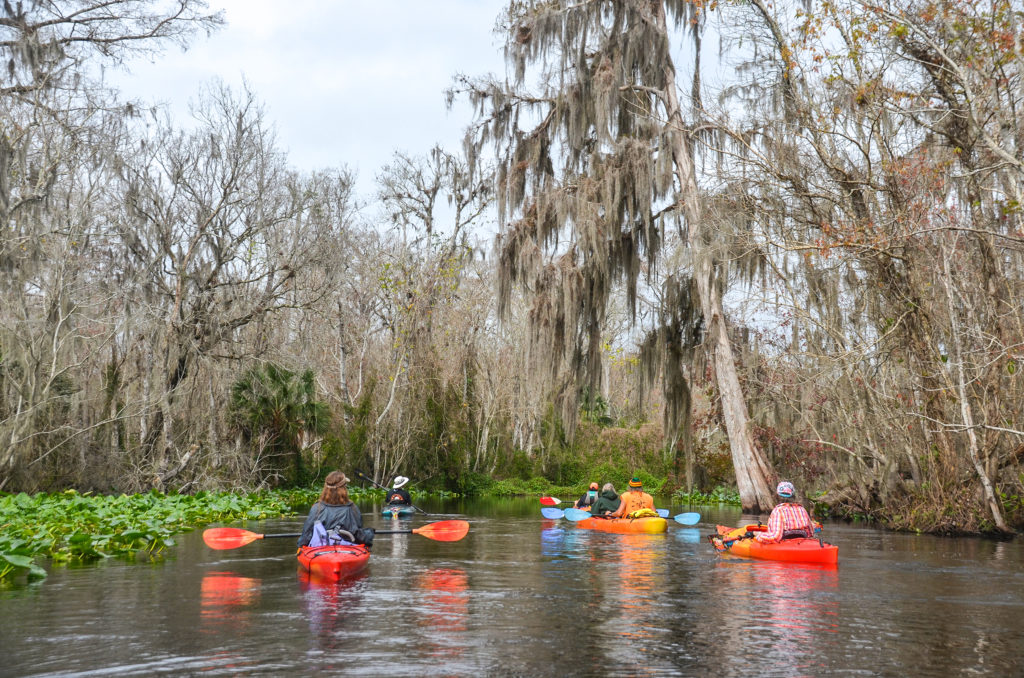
392;476;410;489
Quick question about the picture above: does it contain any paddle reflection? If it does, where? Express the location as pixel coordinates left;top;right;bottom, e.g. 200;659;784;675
199;571;260;629
711;559;839;676
541;519;589;559
415;567;469;661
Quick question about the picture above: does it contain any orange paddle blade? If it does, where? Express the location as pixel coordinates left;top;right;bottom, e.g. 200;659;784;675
412;520;470;542
203;527;265;550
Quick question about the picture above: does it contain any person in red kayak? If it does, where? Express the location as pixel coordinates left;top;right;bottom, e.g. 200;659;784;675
385;475;412;505
755;481;816;543
574;482;600;509
613;477;655;517
298;471;375;548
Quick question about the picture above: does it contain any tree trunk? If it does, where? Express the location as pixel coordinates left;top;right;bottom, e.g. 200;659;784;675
655;2;775;512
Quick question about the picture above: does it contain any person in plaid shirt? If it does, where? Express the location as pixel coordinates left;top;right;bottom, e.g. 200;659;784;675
755;481;816;543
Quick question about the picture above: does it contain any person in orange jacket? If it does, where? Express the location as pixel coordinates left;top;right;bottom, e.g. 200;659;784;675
614;477;654;517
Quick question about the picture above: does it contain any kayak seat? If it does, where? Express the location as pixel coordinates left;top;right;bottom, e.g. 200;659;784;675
781;529;811;540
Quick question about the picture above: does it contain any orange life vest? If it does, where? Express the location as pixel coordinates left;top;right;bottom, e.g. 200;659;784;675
616;490;654;517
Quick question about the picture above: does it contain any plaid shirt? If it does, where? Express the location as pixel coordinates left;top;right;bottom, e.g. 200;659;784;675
755;502;815;543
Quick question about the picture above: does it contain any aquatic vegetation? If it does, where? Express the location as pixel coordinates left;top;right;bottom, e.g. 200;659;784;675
0;489;313;582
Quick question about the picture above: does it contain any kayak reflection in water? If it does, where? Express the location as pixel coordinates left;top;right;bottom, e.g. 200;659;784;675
298;471;375;548
385;475;412;505
756;481;817;543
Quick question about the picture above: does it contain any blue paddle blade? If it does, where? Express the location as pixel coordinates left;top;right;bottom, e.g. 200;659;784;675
541;507;564;520
674;512;701;525
656;508;669;518
563;508;592;521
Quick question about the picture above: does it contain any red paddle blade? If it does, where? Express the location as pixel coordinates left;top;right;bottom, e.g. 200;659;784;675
203;527;264;550
539;497;561;506
412;520;470;542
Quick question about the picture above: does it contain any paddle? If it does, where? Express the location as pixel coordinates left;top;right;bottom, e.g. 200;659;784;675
354;469;430;515
539;496;568;506
564;507;595;521
541;507;565;519
202;520;470;550
673;512;701;525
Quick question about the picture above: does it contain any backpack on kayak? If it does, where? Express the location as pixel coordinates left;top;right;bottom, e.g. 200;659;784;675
309;520;359;547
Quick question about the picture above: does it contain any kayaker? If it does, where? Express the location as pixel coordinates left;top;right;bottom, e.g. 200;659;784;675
754;481;816;543
298;471;375;548
590;482;621;516
385;475;412;505
574;482;600;509
614;477;655;517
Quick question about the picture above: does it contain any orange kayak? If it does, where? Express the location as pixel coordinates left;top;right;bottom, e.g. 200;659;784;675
710;524;837;565
576;515;667;534
297;544;371;581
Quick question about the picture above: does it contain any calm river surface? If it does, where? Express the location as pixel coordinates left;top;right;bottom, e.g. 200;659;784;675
1;497;1022;677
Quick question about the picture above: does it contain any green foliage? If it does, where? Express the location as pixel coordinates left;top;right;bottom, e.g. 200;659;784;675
229;363;330;485
673;485;741;505
0;489;310;583
580;386;613;426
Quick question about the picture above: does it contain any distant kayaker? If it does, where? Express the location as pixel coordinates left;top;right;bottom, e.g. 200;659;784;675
574;482;600;509
590;482;621;516
298;471;375;548
614;477;655;517
385;476;412;505
755;481;816;543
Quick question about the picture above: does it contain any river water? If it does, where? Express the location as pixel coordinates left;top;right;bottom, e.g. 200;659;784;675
1;497;1021;677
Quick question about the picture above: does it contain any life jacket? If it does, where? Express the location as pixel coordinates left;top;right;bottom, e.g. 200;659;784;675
618;490;654;516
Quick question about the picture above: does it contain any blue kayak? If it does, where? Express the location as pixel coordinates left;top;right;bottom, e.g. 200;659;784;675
381;505;416;518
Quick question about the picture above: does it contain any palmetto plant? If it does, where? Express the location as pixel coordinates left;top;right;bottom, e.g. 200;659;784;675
229;363;330;485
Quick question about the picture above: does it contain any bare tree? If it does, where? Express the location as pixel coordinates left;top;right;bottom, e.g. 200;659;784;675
459;0;777;510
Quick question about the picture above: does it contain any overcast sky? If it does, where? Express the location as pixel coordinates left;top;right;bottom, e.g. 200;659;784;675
112;1;509;197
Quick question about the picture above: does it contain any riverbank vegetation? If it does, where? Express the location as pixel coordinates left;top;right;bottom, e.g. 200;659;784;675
0;489;313;582
0;1;1021;537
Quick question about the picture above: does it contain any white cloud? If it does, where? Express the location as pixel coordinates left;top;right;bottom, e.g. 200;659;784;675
113;0;507;193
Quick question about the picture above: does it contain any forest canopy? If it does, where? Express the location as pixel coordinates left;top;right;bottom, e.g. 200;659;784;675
1;0;1021;535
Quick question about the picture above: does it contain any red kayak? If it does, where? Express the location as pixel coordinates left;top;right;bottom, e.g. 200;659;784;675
710;524;838;565
297;544;371;581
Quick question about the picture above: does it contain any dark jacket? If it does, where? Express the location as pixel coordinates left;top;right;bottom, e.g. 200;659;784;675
575;491;598;508
590;488;621;516
298;501;375;547
385;488;412;505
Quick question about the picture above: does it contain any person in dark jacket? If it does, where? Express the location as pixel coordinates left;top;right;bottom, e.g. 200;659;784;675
590;483;621;516
384;475;412;505
574;482;600;509
298;471;375;547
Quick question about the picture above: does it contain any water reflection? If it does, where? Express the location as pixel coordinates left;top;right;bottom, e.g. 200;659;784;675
711;560;839;676
673;528;701;544
540;518;590;559
415;567;469;662
200;571;260;627
298;568;368;645
600;534;668;675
